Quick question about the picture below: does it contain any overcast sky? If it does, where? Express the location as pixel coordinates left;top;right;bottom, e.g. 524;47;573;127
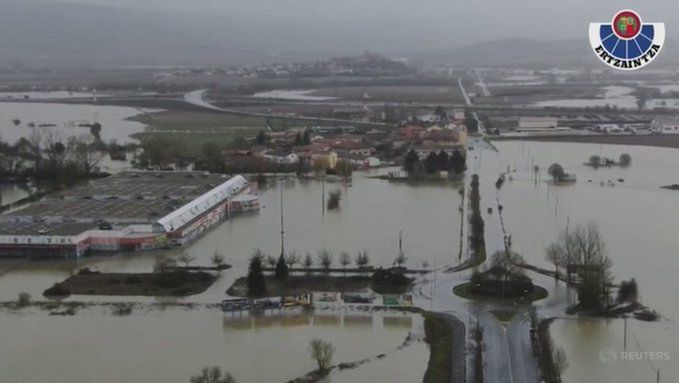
4;1;674;66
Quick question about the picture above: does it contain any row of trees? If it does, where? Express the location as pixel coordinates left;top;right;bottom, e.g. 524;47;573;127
0;127;102;180
469;174;485;256
403;149;466;177
256;248;374;272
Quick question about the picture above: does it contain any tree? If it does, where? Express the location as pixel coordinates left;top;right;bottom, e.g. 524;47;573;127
327;190;341;210
247;255;266;296
548;163;565;182
72;140;101;175
424;151;438;174
552;345;569;376
339;252;351;272
464;108;478;133
545;243;564;279
619;153;631;167
317;248;333;272
265;255;277;269
436;150;449;172
303;252;313;272
434;105;447;119
403;149;419;174
285;250;301;269
250;248;265;262
90;122;102;141
616;278;638;304
211;251;226;269
177;250;196;267
17;292;31;307
588;155;601;168
394;251;408;269
189;367;235;383
545;222;613;309
275;253;289;280
255;130;268;145
449;150;466;174
355;250;370;270
302;129;311;145
308;339;335;371
154;255;177;273
27;127;45;173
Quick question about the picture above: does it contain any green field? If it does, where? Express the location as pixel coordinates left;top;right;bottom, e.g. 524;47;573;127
132;110;268;130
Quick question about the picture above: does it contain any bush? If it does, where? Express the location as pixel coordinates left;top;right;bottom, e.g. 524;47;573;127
17;292;31;307
44;283;71;297
371;268;412;294
77;267;100;275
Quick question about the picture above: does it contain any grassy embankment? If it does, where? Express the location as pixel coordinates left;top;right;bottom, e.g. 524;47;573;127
452;282;549;303
44;270;216;297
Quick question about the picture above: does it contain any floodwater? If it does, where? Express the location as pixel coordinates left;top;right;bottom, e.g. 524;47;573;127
252;89;337;101
478;140;679;382
0;172;463;302
532;86;638;109
0;183;34;206
2;137;679;382
0;102;154;144
0;91;103;100
0;307;424;383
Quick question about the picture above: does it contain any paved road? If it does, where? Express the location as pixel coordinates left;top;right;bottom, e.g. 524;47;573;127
183;89;390;127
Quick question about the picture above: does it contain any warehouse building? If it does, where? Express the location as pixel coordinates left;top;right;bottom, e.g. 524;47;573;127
0;171;258;258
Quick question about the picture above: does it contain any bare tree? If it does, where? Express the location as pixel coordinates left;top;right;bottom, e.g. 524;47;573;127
545;222;613;308
308;339;335;371
153;255;177;273
177;249;196;268
355;250;370;270
552;345;569;376
251;248;266;262
394;251;408;269
44;131;67;170
265;255;277;269
303;252;313;272
285;250;301;269
316;248;333;272
27;127;45;172
190;366;235;383
338;252;351;272
211;251;226;269
71;140;101;175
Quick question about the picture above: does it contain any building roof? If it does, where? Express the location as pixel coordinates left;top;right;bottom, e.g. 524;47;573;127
156;175;248;232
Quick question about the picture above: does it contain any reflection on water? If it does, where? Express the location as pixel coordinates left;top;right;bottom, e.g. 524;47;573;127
0;102;155;144
0;309;423;383
485;141;679;381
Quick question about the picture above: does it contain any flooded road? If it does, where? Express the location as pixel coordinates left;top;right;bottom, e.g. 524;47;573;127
477;140;679;382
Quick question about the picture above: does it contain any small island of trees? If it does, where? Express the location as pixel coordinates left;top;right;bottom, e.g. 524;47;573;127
585;153;632;168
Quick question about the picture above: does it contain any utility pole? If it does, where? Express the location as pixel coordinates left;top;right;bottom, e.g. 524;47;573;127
280;181;285;257
623;316;628;351
321;175;325;216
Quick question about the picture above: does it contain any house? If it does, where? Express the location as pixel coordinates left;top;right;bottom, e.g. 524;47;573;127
332;141;375;157
651;117;679;134
404;125;427;140
262;149;299;164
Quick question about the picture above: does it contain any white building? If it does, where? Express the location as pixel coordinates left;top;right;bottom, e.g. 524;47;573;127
651;117;679;134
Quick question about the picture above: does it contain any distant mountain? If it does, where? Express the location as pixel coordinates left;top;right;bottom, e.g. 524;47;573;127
409;38;678;69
